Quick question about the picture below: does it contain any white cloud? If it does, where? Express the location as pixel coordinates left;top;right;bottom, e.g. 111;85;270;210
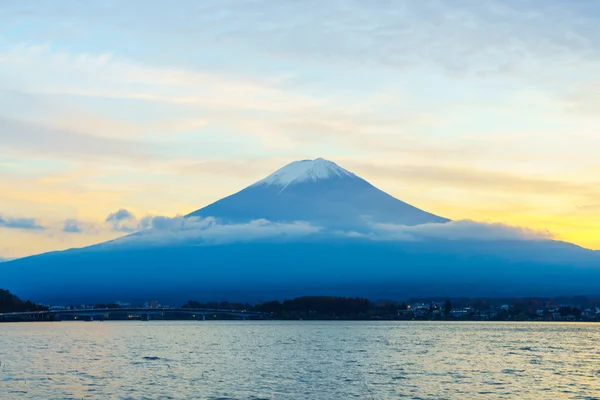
106;215;554;247
105;209;137;232
364;220;554;242
5;1;600;75
109;216;322;247
137;214;188;231
106;209;136;222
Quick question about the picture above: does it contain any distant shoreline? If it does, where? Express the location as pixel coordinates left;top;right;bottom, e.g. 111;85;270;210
3;295;599;323
2;319;600;325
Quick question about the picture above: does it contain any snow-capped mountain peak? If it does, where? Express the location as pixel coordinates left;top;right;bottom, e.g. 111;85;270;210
187;157;449;227
252;158;356;188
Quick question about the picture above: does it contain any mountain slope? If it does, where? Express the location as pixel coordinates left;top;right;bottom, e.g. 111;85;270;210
2;237;599;304
188;158;448;228
2;157;599;304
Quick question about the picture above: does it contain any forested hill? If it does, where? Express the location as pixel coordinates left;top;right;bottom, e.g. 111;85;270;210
0;289;46;313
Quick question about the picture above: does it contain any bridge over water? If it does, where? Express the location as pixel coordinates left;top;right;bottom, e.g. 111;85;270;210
0;308;269;322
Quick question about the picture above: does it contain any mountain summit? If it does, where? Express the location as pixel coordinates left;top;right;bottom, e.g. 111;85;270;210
252;158;356;188
187;158;449;228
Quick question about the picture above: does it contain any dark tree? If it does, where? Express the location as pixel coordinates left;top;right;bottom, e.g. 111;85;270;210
0;289;46;313
254;300;282;314
444;300;452;317
559;306;581;318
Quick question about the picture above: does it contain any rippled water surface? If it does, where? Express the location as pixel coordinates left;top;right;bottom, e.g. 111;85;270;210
1;321;600;399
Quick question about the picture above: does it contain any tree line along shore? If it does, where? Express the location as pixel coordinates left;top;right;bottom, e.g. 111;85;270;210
2;288;600;322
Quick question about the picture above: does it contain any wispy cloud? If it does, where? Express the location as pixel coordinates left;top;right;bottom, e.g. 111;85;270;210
0;117;155;162
1;0;600;255
62;219;83;233
0;214;44;230
349;162;600;201
5;1;600;75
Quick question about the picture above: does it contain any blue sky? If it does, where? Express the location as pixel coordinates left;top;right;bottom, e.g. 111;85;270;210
1;0;600;257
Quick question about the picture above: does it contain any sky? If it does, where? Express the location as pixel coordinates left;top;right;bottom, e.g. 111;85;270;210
1;0;599;258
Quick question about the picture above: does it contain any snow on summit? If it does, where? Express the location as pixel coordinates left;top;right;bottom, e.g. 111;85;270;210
187;156;449;227
253;158;356;187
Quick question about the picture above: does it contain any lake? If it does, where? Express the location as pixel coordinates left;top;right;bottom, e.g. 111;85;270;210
1;321;599;399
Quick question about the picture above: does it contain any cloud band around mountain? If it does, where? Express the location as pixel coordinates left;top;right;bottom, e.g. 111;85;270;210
364;220;554;242
104;215;554;247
